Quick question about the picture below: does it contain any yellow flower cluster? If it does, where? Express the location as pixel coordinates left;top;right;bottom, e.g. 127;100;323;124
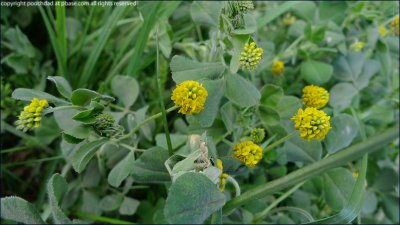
240;42;263;70
15;98;48;132
272;60;284;75
217;159;228;192
232;141;263;167
302;85;329;109
283;13;296;26
391;15;399;36
171;80;208;115
291;107;331;141
350;41;365;52
251;127;265;143
378;25;388;38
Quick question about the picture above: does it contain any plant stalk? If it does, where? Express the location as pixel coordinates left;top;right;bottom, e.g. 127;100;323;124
223;125;399;214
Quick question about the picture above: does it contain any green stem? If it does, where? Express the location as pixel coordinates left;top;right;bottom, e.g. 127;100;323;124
263;132;296;153
253;181;305;222
155;25;173;156
1;146;29;154
116;106;178;142
75;212;134;224
3;156;63;168
227;175;241;197
223;125;399;214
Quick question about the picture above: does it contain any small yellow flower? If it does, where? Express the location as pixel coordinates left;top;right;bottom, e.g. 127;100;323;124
283;13;296;26
302;85;329;109
240;42;263;70
378;25;388;38
171;80;208;115
216;159;228;192
352;171;359;178
391;15;399;36
350;41;365;52
251;128;265;143
232;141;263;167
291;107;331;141
271;60;284;75
15;98;48;132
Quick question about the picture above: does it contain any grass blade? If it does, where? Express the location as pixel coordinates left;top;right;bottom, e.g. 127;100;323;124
78;6;126;88
39;6;67;78
223;125;399;213
55;4;67;71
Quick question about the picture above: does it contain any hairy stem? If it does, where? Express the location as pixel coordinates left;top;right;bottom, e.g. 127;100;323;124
223;125;399;214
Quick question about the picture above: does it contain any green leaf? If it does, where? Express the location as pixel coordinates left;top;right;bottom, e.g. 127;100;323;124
282;134;322;163
119;197;140;216
372;167;399;192
131;147;170;183
47;174;72;224
301;60;333;85
108;151;136;188
0;196;45;224
54;108;81;130
325;114;359;153
318;2;347;24
100;194;124;212
2;53;30;74
220;102;239;133
225;73;260;107
155;133;187;150
277;96;302;120
293;1;316;22
257;2;301;29
72;139;107;173
3;27;36;57
63;125;91;140
170;55;225;83
232;14;257;35
70;89;101;106
194;79;225;127
323;168;355;211
72;101;104;123
190;1;223;27
230;34;250;74
257;105;281;126
47;76;73;99
309;156;368;224
12;88;69;104
260;84;284;108
111;75;139;108
329;83;358;112
164;172;225;224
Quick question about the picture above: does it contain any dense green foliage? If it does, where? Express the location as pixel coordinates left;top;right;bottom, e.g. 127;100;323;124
1;1;399;224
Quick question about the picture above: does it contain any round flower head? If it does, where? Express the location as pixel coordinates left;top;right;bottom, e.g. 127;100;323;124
171;80;208;115
251;128;265;143
350;41;365;52
283;13;296;26
15;98;48;132
94;113;115;131
272;60;284;75
378;25;388;38
291;107;331;141
232;141;263;167
240;42;263;70
391;15;399;36
302;85;329;109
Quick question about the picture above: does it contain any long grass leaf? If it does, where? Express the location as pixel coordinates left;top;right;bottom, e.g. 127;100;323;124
78;6;126;88
39;6;67;78
55;4;67;69
223;125;398;213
